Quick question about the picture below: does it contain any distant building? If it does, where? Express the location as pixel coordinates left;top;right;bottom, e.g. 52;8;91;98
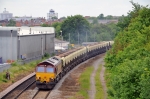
12;16;32;21
87;19;118;24
12;17;46;27
54;38;69;51
0;8;13;20
47;9;58;20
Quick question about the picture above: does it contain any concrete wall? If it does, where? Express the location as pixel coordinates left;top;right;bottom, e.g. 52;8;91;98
0;30;17;63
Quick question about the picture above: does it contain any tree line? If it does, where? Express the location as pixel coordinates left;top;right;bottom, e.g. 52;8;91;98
42;15;119;44
105;1;150;99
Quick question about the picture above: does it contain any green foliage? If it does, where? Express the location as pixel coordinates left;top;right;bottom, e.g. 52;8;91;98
117;1;142;31
105;15;113;19
11;62;17;66
41;23;50;27
51;22;62;38
7;19;16;26
105;2;150;99
61;15;90;44
90;23;119;42
0;59;42;84
97;13;104;19
59;16;66;20
77;66;94;99
44;53;50;58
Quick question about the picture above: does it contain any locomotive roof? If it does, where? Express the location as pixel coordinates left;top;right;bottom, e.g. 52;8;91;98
39;56;61;66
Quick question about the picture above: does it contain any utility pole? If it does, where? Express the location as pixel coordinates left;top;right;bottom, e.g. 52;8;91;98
10;30;13;63
18;28;20;60
94;32;95;42
69;33;70;43
41;32;43;56
78;31;79;45
86;31;87;42
60;30;62;51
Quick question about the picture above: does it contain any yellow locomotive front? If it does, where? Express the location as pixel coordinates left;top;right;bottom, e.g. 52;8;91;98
35;56;62;89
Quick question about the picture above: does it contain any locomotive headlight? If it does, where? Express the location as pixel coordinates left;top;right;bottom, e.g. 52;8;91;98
50;78;54;81
36;76;41;80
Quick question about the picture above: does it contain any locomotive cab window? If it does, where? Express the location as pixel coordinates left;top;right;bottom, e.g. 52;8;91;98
36;67;45;72
46;67;54;73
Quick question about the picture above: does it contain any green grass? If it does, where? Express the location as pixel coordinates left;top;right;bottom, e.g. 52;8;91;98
0;55;53;92
74;66;94;99
95;64;105;99
0;59;41;84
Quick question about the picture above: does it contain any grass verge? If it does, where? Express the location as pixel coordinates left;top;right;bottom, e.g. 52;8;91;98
0;59;42;92
72;66;94;99
104;67;113;99
95;64;104;99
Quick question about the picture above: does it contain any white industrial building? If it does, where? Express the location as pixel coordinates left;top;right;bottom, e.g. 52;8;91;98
47;9;58;20
0;27;55;63
54;38;69;51
0;8;13;21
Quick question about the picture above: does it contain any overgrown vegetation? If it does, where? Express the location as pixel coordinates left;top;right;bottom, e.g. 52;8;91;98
0;60;39;83
0;54;50;91
73;66;94;99
105;1;150;99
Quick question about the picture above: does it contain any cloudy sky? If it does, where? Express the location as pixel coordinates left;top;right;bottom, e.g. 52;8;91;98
0;0;149;18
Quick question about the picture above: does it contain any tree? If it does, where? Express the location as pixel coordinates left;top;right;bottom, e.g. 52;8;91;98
105;15;113;19
59;17;66;20
117;1;142;30
41;23;50;27
51;22;62;38
7;19;16;26
105;2;150;99
61;15;90;44
92;18;98;24
97;13;104;19
90;23;118;42
52;16;58;20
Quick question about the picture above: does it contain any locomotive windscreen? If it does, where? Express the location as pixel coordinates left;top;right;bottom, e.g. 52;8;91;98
46;67;54;73
37;67;45;72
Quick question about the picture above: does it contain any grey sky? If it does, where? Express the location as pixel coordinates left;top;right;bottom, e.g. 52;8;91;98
0;0;149;18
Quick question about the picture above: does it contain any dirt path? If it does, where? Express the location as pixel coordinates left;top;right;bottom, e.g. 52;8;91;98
47;53;106;99
89;54;105;99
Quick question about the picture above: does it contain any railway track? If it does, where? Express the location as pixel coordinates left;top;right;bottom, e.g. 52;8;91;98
32;90;51;99
2;75;36;99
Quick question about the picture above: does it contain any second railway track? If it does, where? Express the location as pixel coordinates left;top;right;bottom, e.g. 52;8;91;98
2;75;36;99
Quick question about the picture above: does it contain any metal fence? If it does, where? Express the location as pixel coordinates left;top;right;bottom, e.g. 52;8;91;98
0;63;11;72
17;55;42;65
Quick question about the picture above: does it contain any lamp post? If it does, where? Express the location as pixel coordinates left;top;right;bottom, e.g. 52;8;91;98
69;33;70;43
18;28;20;60
10;30;13;63
60;30;62;51
86;31;87;42
41;32;43;56
78;31;79;45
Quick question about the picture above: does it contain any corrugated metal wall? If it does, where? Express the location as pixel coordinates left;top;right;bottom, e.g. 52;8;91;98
0;29;55;63
0;30;18;63
19;33;54;60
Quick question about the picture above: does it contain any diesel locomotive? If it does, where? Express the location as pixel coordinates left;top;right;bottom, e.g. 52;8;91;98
35;41;113;89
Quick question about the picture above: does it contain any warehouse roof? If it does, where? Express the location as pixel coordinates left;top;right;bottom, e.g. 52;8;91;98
0;27;55;35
